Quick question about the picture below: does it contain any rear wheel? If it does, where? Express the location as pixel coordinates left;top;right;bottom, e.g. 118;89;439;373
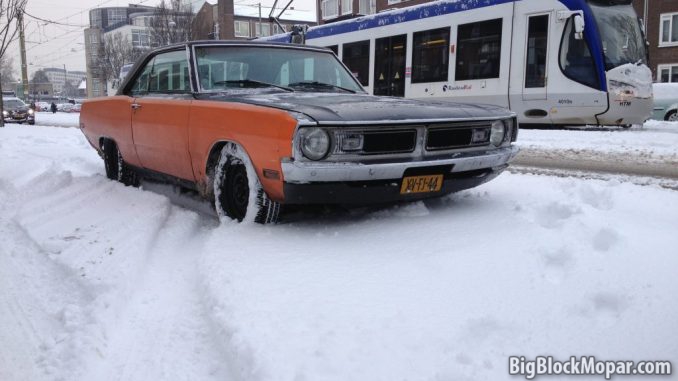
101;139;139;186
666;110;678;122
213;143;280;224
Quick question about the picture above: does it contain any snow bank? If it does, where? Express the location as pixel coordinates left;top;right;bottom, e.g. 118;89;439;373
34;112;80;128
518;122;678;164
1;125;677;381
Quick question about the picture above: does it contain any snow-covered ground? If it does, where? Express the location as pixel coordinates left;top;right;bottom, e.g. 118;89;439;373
1;124;677;381
517;121;678;164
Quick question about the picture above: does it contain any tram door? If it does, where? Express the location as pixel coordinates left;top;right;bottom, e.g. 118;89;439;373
523;14;550;100
374;34;407;97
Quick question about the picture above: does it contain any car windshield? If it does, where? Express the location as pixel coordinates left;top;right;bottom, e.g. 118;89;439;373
2;99;26;109
195;46;365;93
589;2;647;70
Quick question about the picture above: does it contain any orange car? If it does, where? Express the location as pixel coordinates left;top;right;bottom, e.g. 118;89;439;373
80;41;519;223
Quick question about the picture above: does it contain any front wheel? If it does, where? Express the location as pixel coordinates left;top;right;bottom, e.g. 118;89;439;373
666;110;678;122
213;143;280;224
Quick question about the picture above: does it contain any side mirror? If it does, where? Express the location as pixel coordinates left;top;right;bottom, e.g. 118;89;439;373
574;14;585;40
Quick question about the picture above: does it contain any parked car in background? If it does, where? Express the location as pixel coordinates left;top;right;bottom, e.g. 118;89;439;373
80;41;519;224
651;83;678;121
70;104;82;113
2;97;35;125
57;103;73;113
35;101;50;111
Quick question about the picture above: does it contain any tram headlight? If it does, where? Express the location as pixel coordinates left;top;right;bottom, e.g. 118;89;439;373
609;79;637;97
300;127;331;160
490;120;506;147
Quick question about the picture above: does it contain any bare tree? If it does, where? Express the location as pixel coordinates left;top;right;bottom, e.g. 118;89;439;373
149;0;194;47
98;32;133;85
1;55;15;85
0;0;27;127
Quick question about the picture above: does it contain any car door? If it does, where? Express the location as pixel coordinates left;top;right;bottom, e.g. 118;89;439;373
130;49;195;181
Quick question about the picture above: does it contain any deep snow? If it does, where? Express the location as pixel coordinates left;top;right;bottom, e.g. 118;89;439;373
1;124;677;381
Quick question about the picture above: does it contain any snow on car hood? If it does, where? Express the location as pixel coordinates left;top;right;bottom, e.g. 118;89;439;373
198;92;512;123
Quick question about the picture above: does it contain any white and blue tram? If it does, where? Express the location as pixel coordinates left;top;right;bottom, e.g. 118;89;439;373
263;0;653;127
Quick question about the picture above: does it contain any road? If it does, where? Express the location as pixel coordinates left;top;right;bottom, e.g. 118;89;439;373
513;147;678;179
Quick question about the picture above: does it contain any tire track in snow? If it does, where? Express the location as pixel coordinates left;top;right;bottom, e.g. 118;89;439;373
80;208;235;381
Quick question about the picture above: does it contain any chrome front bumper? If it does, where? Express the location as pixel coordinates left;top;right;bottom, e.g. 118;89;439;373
281;145;519;183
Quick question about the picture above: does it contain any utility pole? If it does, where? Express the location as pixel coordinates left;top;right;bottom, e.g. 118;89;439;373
259;3;262;37
18;10;29;101
63;64;67;101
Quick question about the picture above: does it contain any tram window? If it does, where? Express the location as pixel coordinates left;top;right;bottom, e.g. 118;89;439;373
342;40;370;86
560;18;599;89
525;15;549;88
455;18;503;81
326;45;339;55
412;27;450;83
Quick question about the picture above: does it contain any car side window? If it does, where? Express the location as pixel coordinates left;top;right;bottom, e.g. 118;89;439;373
129;58;154;96
148;50;191;94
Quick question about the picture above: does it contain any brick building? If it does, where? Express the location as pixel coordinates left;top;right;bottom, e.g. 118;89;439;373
633;0;678;82
193;0;316;40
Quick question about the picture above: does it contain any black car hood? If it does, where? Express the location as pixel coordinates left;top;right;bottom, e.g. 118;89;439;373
5;107;29;113
196;91;511;124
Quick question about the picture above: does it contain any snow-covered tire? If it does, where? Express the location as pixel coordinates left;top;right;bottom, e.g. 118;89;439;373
101;139;139;187
666;110;678;122
213;143;280;224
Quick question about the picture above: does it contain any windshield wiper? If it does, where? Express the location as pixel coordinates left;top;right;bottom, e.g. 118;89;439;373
288;81;357;93
212;79;293;92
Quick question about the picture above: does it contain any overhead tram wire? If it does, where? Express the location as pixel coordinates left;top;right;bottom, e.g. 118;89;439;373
22;11;87;28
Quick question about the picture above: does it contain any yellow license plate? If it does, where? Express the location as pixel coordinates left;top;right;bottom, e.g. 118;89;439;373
400;174;444;194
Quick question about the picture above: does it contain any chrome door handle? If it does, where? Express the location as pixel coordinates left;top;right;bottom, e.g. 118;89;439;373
131;103;142;110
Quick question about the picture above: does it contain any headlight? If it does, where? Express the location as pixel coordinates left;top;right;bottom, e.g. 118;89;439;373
490;120;506;146
28;109;34;115
300;128;331;160
2;110;7;116
609;79;636;97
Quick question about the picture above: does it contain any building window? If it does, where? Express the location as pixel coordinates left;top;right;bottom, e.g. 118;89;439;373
107;8;127;27
660;13;678;46
412;27;450;83
359;0;375;15
321;0;338;20
132;29;151;48
90;9;102;28
273;24;286;34
387;0;401;5
455;18;503;81
341;0;352;15
342;40;370;86
234;20;251;38
658;64;678;82
89;34;99;44
255;23;271;37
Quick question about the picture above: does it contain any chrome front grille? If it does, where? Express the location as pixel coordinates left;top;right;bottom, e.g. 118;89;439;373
320;119;514;162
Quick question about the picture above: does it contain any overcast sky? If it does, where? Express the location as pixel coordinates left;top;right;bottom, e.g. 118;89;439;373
8;0;315;78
